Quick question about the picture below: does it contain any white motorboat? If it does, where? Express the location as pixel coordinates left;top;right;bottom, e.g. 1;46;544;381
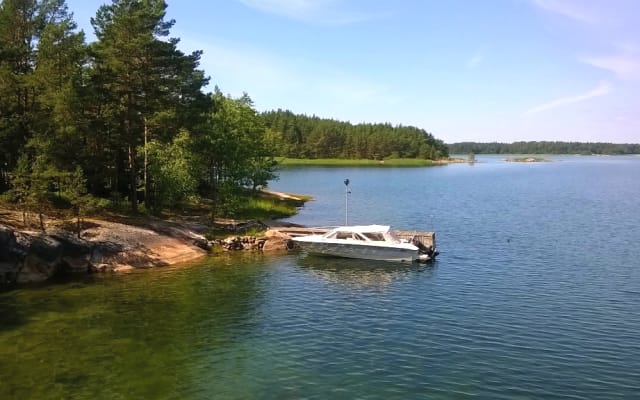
291;225;437;263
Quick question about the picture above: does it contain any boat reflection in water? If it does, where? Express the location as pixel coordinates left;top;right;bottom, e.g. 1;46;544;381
296;254;436;290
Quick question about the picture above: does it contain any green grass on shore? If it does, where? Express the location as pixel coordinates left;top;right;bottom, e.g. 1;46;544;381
276;158;438;167
230;190;311;220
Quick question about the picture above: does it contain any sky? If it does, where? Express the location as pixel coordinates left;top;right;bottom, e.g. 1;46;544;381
64;0;640;144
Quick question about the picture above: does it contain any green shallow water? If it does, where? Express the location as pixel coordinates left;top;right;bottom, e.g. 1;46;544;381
0;256;275;399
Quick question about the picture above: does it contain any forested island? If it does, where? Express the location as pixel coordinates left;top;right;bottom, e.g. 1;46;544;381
262;110;449;160
449;142;640;155
0;0;450;222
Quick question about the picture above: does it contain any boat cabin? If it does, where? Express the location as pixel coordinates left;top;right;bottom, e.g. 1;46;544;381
323;225;400;243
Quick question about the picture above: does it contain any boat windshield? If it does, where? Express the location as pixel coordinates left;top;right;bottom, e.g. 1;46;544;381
324;226;395;242
334;232;352;240
362;232;385;241
331;231;369;241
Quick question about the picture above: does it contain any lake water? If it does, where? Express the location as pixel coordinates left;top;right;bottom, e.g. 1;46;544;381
2;156;640;399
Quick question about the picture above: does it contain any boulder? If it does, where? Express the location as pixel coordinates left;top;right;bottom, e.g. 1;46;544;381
50;233;95;274
261;236;293;252
192;237;212;251
90;263;114;273
0;225;25;284
0;225;17;261
16;236;63;283
51;232;94;257
60;256;91;274
28;236;63;264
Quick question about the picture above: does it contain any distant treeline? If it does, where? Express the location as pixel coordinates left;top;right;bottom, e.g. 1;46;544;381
448;142;640;155
261;110;449;160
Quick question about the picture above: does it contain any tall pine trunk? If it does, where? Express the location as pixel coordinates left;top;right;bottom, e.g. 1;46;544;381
143;119;150;210
129;143;137;212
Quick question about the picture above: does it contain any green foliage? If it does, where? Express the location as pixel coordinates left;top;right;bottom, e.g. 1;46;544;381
195;90;278;216
449;141;640;155
89;0;208;211
145;130;198;211
10;155;57;230
62;166;104;237
0;0;86;191
261;109;449;160
8;155;33;224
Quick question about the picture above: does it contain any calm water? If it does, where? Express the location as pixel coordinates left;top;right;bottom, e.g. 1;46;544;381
2;156;640;399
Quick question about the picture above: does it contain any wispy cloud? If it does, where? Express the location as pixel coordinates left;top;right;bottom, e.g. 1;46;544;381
177;34;402;114
531;0;640;29
237;0;388;24
467;49;484;69
531;0;598;23
582;54;640;81
523;82;611;116
238;0;327;20
319;79;403;107
176;36;302;94
533;1;640;82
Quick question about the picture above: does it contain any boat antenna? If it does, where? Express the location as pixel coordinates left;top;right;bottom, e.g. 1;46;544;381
344;178;350;225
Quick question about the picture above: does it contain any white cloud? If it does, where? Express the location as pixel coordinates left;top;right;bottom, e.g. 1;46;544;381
237;0;387;24
467;49;484;69
531;0;598;23
238;0;327;20
177;34;402;115
319;79;403;108
531;0;640;29
522;82;611;116
581;54;640;81
533;1;640;82
197;43;297;90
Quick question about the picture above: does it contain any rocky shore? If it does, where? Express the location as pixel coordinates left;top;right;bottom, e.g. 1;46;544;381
0;210;295;285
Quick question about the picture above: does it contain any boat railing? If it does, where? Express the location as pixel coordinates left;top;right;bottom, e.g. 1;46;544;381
394;231;436;249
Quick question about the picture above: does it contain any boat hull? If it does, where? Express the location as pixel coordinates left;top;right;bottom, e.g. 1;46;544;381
294;240;424;263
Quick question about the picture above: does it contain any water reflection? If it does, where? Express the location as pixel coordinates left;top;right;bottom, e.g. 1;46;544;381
296;255;435;289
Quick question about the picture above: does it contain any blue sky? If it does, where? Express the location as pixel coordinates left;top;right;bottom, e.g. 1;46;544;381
66;0;640;143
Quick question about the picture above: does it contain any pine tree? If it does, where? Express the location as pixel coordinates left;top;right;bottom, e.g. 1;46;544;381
89;0;208;211
0;0;44;188
0;0;87;201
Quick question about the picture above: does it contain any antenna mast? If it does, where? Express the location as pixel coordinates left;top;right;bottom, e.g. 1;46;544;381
344;178;350;225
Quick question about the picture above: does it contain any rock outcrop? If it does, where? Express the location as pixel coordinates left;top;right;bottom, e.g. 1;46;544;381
0;221;208;285
0;220;298;285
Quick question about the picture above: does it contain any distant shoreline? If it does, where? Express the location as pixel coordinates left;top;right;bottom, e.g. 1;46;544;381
276;157;469;167
448;141;640;156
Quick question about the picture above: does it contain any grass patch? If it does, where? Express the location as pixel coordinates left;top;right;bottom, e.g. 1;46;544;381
276;158;437;167
238;197;297;219
230;190;309;220
1;188;310;237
